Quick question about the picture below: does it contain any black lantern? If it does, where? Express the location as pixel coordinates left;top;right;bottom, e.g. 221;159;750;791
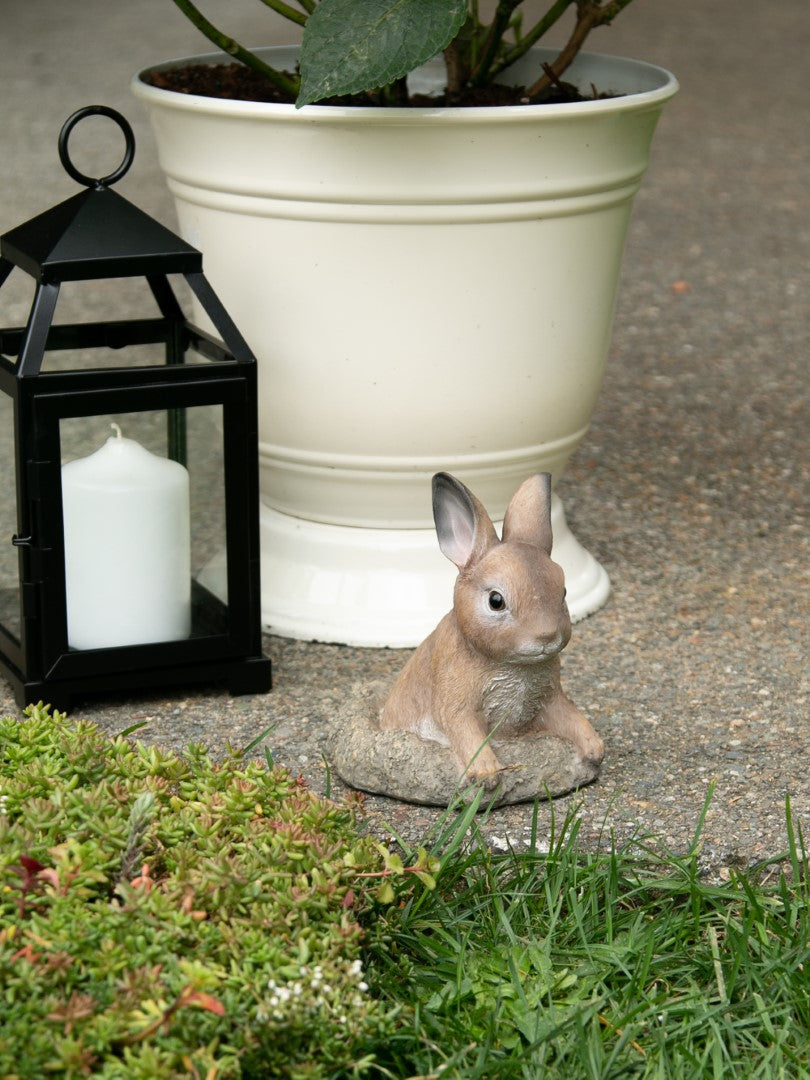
0;106;271;709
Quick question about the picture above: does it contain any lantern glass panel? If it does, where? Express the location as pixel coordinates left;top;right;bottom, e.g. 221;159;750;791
58;402;229;651
35;276;209;374
0;392;21;644
187;403;228;598
60;410;169;461
41;343;161;375
0;265;35;328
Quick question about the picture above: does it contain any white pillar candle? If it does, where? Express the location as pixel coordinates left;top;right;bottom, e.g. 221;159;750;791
62;424;191;650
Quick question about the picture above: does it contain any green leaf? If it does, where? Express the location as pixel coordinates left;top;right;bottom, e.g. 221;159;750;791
413;871;437;890
425;976;475;1011
384;852;404;874
297;0;468;106
376;880;396;904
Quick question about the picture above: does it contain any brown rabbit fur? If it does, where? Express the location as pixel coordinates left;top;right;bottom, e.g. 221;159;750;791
380;472;604;787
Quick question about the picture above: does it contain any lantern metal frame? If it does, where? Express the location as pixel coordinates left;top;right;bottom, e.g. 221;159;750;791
0;106;271;709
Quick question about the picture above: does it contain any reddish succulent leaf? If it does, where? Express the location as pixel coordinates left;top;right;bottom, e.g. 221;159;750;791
180;989;226;1016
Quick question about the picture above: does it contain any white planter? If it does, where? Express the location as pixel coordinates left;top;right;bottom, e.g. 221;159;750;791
133;47;677;647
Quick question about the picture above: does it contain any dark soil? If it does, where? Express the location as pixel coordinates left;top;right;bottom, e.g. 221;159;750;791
146;62;604;107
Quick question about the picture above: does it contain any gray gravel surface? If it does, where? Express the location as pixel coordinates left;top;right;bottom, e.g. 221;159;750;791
1;0;807;876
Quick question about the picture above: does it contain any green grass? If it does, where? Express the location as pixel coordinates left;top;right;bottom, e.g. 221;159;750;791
364;792;810;1079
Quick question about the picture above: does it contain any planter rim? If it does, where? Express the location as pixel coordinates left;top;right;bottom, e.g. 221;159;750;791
132;45;678;123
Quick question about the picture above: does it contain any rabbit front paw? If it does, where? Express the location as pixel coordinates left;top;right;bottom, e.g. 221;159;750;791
464;766;501;791
459;746;504;791
578;731;605;766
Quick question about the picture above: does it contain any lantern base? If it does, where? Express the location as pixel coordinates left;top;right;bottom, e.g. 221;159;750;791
0;651;272;714
0;581;271;712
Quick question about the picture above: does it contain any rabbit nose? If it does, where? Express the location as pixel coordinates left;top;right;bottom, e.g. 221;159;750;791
538;631;564;656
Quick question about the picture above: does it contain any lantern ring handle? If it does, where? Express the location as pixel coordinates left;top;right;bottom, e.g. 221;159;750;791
58;106;135;189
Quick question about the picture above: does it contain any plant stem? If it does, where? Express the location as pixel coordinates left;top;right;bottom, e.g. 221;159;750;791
470;0;523;86
524;0;621;101
168;0;300;96
386;77;411;106
492;0;576;78
444;39;468;95
256;0;309;26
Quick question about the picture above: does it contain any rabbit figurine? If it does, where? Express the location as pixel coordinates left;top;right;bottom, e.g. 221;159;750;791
379;472;604;788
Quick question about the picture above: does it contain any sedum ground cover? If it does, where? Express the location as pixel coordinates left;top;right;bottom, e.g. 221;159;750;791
1;705;809;1078
0;705;432;1078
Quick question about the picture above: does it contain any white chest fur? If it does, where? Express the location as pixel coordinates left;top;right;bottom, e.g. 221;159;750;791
411;710;448;745
481;666;555;736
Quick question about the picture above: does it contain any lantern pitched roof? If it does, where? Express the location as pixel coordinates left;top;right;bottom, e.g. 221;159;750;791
0;185;202;282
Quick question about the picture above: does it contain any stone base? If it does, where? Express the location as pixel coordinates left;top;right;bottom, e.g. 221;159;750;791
326;682;602;809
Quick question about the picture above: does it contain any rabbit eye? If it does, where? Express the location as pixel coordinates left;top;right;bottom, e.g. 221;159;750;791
488;590;505;611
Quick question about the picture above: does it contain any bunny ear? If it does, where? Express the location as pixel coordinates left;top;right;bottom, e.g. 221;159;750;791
501;473;553;554
432;473;498;569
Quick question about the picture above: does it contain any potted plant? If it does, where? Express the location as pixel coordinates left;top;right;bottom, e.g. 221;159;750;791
132;0;678;647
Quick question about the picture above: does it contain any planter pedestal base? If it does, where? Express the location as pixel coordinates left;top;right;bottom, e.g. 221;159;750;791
254;495;609;648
